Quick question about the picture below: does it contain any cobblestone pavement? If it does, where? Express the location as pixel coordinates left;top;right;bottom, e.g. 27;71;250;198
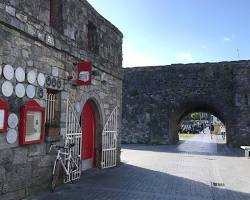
27;131;250;200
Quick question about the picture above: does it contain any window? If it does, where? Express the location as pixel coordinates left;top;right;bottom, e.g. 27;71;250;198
25;111;42;141
46;90;60;126
50;0;63;32
87;22;99;53
19;100;45;145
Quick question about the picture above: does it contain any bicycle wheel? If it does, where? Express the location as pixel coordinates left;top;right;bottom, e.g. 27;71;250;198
51;159;61;192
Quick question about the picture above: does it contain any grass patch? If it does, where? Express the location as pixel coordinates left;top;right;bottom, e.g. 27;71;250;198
178;133;195;139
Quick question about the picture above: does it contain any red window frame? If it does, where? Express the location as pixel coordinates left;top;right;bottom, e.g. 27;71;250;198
0;99;9;133
19;100;45;145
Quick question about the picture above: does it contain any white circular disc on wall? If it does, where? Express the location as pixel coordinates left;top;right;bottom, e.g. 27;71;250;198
2;81;13;97
3;64;14;80
15;83;25;98
15;67;25;82
26;84;36;98
6;129;18;144
52;67;59;77
27;70;36;84
8;113;19;128
37;73;45;86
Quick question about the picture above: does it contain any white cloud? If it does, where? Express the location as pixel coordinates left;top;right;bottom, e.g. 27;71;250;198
176;52;193;63
223;34;236;42
123;49;159;67
223;37;231;41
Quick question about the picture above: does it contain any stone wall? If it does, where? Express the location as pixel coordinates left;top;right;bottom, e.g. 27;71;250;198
0;0;123;199
122;61;250;147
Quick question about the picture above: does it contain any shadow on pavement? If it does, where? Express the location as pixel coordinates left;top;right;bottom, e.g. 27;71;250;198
28;163;250;200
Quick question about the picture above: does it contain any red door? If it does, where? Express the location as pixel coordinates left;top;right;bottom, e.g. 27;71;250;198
81;101;96;167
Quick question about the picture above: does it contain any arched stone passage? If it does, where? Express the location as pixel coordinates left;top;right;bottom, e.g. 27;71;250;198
122;60;250;147
169;101;228;144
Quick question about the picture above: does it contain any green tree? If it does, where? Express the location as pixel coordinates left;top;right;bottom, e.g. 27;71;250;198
190;112;201;120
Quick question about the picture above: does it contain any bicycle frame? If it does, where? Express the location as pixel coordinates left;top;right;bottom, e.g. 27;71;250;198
52;146;79;177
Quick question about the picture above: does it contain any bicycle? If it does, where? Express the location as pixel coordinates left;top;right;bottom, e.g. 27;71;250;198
49;143;80;192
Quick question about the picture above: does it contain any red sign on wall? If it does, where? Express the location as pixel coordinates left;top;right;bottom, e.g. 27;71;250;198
0;99;8;133
77;61;92;86
19;100;45;145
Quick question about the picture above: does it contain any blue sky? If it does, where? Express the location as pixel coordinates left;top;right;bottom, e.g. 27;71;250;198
88;0;250;67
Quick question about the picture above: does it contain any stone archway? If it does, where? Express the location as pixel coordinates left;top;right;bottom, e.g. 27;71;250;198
122;61;250;147
169;101;229;145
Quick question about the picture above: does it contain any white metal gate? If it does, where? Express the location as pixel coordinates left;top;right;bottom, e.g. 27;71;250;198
64;99;82;183
101;106;118;168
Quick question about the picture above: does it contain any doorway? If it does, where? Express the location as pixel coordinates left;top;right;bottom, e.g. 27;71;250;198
81;100;96;170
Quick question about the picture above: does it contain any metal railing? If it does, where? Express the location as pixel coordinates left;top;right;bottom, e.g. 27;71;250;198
101;106;118;169
64;99;82;183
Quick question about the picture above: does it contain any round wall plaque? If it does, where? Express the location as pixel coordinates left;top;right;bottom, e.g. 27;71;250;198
52;77;56;87
38;87;44;98
37;73;45;86
15;83;25;98
26;84;36;98
8;113;19;128
27;70;36;84
6;129;18;144
57;79;62;89
2;81;13;97
15;67;25;82
3;64;14;80
46;76;51;86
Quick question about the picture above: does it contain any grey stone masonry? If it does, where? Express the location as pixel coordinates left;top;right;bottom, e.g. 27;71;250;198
122;61;250;147
0;0;123;199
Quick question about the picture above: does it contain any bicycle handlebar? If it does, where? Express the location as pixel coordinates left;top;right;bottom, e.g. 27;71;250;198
49;143;75;152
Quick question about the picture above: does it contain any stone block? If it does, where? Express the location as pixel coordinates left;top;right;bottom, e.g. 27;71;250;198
0;189;25;200
0;149;14;166
0;3;5;10
13;148;28;165
10;17;25;31
27;60;33;67
45;34;54;46
5;6;15;16
38;155;53;167
28;144;46;157
37;32;45;41
27;24;36;36
16;13;27;23
0;166;6;182
22;49;29;58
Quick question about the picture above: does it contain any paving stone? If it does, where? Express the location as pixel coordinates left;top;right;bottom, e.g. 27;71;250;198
27;134;250;200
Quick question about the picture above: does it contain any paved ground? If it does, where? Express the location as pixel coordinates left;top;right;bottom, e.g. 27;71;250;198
27;130;250;200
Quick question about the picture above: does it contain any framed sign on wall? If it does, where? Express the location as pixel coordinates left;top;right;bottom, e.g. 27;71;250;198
19;100;45;145
0;99;8;133
77;61;92;86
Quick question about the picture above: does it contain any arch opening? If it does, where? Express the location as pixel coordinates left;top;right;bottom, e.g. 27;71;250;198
169;102;228;145
178;112;227;144
81;99;103;170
